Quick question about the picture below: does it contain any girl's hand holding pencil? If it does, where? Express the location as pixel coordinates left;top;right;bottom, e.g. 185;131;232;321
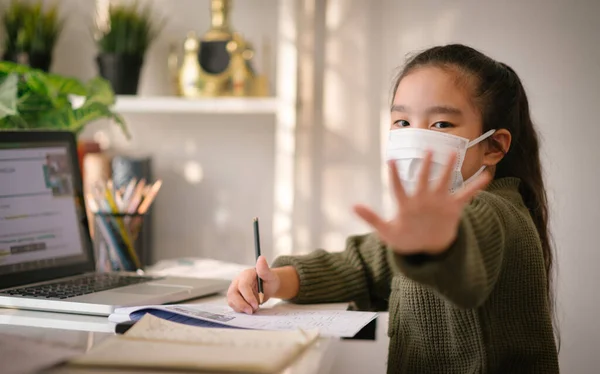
227;256;281;314
227;217;301;315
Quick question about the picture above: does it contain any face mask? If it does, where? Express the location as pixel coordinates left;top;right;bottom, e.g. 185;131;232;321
386;128;496;194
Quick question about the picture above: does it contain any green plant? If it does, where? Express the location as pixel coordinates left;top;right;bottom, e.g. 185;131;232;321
2;0;64;56
0;61;129;137
96;1;164;56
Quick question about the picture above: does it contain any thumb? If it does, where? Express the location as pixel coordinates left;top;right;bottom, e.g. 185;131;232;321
256;256;276;281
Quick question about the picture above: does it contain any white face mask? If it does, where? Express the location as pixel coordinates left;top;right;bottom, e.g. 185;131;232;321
386;128;496;194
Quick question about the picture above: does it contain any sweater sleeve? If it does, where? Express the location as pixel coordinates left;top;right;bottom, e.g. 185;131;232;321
271;233;393;310
391;191;507;309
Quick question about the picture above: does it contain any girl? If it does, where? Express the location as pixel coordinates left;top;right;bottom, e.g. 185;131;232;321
227;44;559;373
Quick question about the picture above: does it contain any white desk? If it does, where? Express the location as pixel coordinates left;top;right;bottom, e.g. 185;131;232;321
0;293;340;374
0;256;344;374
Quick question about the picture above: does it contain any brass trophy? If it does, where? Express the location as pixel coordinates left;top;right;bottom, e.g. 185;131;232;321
170;0;269;97
198;0;234;96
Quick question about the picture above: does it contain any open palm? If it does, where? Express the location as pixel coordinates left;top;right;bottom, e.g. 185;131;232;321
354;152;491;255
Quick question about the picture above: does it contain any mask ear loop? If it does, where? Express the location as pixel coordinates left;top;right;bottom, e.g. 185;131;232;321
463;165;488;185
468;129;496;148
462;129;496;188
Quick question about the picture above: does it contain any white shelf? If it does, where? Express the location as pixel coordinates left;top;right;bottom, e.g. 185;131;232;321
112;95;280;114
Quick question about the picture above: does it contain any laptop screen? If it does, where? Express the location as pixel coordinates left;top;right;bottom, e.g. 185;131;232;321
0;142;91;277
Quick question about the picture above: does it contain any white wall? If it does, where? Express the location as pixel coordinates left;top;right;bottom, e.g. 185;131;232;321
377;0;600;372
292;0;385;254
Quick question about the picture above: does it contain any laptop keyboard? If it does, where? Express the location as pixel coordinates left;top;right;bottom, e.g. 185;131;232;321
0;273;159;300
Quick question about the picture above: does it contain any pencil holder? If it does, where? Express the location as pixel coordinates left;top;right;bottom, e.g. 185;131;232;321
93;212;146;272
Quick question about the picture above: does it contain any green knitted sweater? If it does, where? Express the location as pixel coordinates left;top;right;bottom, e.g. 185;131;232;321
272;178;559;373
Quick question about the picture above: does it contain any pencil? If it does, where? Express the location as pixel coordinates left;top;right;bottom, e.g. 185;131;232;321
253;217;264;304
137;180;162;214
103;187;141;270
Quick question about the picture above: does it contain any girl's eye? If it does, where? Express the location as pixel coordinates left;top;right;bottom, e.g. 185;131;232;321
394;120;410;128
432;121;453;129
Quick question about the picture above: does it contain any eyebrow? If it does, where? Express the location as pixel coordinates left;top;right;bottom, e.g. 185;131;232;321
391;104;463;116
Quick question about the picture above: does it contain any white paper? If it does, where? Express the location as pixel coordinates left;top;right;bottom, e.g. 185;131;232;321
111;303;377;338
0;332;79;374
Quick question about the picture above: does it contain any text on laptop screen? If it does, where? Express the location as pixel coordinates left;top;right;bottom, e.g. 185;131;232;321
0;143;89;275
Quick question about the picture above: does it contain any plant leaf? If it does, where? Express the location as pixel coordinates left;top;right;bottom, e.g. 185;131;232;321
0;73;18;119
0;58;129;138
0;61;33;75
96;1;162;55
2;0;64;55
24;71;51;97
42;73;87;96
71;102;130;139
0;115;28;129
85;76;116;106
107;111;129;138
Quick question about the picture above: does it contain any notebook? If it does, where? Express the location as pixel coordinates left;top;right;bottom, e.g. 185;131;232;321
69;314;320;373
109;302;378;338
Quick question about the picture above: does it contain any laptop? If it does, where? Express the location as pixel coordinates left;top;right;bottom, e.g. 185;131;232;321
0;131;229;316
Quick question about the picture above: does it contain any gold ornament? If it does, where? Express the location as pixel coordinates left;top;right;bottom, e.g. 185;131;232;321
169;0;270;97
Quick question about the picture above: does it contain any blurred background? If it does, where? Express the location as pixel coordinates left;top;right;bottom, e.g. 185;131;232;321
1;0;599;372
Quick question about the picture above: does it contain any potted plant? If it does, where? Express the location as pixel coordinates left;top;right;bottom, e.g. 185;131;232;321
0;61;129;134
95;1;163;95
1;0;64;72
0;61;129;172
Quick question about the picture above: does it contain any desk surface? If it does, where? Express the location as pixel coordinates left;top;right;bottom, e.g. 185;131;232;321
0;293;339;374
0;259;344;374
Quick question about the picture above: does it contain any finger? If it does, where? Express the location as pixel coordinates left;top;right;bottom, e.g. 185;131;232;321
353;205;392;242
435;152;458;193
256;256;276;282
227;281;254;314
416;150;433;194
227;289;254;314
454;171;492;205
388;160;407;203
226;278;238;297
238;275;259;311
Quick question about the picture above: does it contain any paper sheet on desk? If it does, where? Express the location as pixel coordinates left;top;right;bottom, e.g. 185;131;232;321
0;332;79;374
110;303;377;338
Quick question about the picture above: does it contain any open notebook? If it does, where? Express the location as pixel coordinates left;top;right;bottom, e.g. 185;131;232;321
109;302;378;338
69;314;320;374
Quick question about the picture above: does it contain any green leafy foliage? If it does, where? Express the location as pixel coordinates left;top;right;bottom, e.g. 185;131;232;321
0;61;129;137
96;1;164;56
0;72;17;117
2;0;64;56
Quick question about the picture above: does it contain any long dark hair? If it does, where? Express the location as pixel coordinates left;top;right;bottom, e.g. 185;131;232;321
392;44;557;339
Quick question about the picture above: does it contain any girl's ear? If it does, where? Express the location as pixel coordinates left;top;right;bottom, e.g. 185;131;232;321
484;129;511;167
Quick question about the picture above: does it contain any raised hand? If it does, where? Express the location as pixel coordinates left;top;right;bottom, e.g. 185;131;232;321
354;151;491;255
